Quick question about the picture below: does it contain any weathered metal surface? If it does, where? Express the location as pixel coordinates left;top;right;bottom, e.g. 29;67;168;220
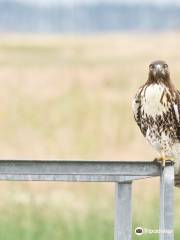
160;165;174;240
0;160;161;182
115;182;132;240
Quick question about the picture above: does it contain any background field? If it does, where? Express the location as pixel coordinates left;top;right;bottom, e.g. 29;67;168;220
0;33;180;239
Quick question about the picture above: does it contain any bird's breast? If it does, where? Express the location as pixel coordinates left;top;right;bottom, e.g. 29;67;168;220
141;83;170;118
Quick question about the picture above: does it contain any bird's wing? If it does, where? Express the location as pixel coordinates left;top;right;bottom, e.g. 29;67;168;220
132;86;145;135
171;90;180;178
172;90;180;140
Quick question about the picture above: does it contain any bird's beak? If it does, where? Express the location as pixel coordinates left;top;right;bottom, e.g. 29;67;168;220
155;64;163;77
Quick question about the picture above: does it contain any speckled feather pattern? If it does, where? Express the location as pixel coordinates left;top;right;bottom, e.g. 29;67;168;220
132;82;180;174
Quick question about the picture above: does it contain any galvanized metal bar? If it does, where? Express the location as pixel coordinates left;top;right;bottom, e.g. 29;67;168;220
160;165;174;240
114;182;132;240
0;174;153;182
0;160;161;182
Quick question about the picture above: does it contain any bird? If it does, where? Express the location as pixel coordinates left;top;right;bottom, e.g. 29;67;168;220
132;60;180;187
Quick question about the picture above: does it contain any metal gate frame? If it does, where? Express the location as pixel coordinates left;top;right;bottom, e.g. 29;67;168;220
0;160;174;240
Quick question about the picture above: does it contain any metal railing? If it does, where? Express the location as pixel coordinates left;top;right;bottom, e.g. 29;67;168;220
0;160;174;240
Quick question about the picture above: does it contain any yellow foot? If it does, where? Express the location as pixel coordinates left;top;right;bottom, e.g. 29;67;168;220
153;157;175;167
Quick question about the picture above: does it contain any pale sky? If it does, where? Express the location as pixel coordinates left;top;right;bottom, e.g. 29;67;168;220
13;0;180;6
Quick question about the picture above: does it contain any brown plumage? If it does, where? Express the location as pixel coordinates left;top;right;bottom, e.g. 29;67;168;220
132;60;180;187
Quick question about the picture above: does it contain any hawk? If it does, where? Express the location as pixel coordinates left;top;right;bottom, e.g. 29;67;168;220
132;60;180;186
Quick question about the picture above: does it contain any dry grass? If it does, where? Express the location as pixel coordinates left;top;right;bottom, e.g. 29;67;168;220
1;33;180;160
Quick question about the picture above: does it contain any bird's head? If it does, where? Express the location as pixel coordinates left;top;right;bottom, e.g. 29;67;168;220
148;60;170;84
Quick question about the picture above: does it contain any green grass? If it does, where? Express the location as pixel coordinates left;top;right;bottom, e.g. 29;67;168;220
0;182;114;240
0;202;179;240
0;205;113;240
0;181;179;240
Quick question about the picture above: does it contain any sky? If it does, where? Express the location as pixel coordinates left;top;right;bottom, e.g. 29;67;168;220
13;0;180;5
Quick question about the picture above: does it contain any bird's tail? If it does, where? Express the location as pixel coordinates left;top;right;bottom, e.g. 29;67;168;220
174;154;180;188
175;175;180;187
174;157;180;187
174;155;180;188
169;144;180;187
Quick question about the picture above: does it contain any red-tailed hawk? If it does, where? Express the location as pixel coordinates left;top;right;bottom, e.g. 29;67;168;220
132;60;180;186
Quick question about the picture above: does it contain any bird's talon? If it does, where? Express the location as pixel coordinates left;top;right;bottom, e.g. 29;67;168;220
153;158;162;165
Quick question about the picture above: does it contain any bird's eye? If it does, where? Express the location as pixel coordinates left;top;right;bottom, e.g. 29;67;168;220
163;64;168;68
149;64;154;70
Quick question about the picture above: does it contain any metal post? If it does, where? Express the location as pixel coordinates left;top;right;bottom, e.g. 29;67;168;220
160;165;174;240
114;182;132;240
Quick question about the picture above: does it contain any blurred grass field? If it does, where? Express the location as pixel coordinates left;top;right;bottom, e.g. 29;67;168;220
0;33;180;239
